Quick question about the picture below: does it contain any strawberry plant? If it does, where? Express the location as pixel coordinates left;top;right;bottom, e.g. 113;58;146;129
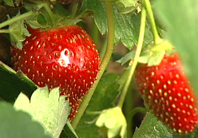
0;0;198;138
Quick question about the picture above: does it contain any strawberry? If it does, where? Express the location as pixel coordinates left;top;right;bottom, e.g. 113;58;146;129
12;25;100;119
135;52;198;134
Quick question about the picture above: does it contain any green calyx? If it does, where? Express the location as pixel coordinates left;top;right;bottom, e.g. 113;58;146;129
0;1;92;49
138;39;175;66
27;3;82;30
140;0;176;67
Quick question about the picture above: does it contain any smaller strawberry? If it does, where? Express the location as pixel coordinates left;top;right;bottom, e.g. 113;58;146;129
135;42;198;134
12;25;100;119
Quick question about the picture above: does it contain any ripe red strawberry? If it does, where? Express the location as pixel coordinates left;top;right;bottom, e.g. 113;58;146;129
12;25;100;119
135;52;198;134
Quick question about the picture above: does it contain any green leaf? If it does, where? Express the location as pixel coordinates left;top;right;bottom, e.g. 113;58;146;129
0;102;51;138
79;0;107;35
80;0;153;50
115;0;138;14
3;0;14;6
76;73;120;138
113;7;139;48
133;112;173;138
0;61;36;102
133;112;198;138
153;0;198;95
14;87;71;138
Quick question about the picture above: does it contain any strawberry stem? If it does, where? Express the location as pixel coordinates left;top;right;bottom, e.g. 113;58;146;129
143;0;162;44
0;29;10;33
99;39;107;60
71;1;115;129
92;22;100;48
0;11;35;29
127;107;147;137
41;3;55;27
117;5;147;109
0;3;52;30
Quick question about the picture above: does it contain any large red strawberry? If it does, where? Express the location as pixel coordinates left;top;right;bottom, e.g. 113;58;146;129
135;52;198;134
12;25;100;119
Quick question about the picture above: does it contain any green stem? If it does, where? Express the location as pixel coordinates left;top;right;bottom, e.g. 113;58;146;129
0;11;34;29
117;69;130;91
42;3;55;27
128;107;147;121
117;4;147;109
0;3;51;29
0;29;10;33
99;38;107;60
144;0;161;44
127;107;147;138
71;1;115;129
92;21;100;48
